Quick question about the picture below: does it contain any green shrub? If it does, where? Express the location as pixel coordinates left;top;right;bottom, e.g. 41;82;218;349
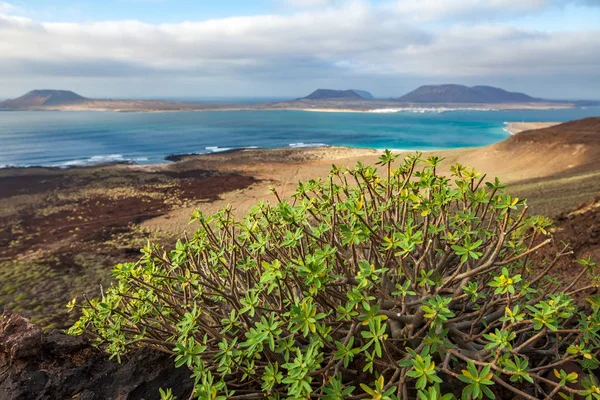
69;152;600;399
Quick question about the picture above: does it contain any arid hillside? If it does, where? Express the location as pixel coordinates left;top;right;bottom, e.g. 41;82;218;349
461;117;600;178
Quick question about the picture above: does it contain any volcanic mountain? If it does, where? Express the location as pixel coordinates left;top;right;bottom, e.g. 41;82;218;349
0;90;88;109
301;89;374;101
397;84;541;103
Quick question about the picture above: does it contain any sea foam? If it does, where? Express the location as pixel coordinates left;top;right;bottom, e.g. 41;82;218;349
205;146;259;153
52;155;149;168
288;143;329;148
369;107;499;114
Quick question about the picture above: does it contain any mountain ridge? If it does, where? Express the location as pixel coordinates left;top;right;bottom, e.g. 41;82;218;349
396;84;541;103
0;85;583;111
0;90;88;109
301;89;373;101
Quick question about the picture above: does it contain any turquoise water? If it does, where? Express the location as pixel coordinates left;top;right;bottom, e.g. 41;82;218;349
1;107;599;167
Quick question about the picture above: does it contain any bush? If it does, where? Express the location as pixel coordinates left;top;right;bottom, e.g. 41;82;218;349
69;152;600;399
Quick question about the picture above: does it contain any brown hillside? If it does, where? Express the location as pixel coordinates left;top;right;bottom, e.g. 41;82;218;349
501;117;600;148
459;117;600;182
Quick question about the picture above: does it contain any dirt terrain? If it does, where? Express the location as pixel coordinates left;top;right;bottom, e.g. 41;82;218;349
1;119;599;330
0;165;255;329
548;198;600;296
505;121;559;134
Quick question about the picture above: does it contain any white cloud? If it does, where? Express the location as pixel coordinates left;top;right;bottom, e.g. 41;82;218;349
390;0;548;21
0;0;598;97
0;1;16;14
0;3;426;72
388;0;600;22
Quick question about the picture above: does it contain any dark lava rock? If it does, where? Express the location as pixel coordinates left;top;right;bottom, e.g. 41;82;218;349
0;310;192;400
0;311;42;360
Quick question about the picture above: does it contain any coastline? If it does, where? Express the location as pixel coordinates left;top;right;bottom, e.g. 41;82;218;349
1;101;577;114
504;121;560;135
0;120;572;170
3;118;600;329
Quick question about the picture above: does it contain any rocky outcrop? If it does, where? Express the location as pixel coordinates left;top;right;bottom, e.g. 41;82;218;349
0;310;192;400
0;312;43;360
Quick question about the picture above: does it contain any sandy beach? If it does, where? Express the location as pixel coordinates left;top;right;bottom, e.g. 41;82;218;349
504;121;560;135
300;108;370;113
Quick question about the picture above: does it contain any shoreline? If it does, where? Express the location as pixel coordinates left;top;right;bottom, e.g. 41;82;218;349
0;146;375;172
0;102;578;114
0;121;569;170
0;146;465;170
504;121;561;135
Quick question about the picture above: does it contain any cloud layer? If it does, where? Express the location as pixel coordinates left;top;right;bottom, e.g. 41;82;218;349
0;0;599;98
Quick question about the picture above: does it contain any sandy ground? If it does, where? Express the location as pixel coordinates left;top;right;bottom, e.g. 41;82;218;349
300;108;370;113
505;121;560;135
140;147;456;233
0;165;256;328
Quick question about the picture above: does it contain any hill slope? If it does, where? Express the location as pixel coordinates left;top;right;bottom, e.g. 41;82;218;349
397;84;540;103
351;90;374;100
501;117;600;148
459;117;600;185
302;89;373;101
0;90;88;109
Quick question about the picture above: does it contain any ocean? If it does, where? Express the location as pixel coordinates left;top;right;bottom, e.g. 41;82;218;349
1;107;599;168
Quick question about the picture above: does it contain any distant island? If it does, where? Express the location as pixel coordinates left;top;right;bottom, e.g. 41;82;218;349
0;90;88;108
1;85;593;113
397;84;540;103
301;89;374;100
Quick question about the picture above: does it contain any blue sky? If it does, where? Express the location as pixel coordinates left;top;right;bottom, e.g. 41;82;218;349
0;0;599;98
10;0;599;28
10;0;284;22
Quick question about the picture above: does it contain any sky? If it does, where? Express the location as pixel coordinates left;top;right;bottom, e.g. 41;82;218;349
0;0;599;99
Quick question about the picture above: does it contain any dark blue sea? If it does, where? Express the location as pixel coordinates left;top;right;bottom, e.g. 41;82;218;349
1;107;599;168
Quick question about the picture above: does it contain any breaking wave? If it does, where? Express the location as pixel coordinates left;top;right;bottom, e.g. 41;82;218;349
288;143;329;148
